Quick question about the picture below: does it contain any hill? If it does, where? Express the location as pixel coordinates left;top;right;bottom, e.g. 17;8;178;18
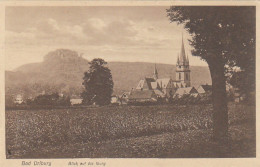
5;49;211;97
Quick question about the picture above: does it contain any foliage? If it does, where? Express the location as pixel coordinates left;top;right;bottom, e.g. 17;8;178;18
82;58;114;105
229;70;255;104
27;93;71;106
5;94;16;107
166;6;255;140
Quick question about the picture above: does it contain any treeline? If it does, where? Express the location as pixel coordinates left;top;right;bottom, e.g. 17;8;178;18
6;83;83;100
6;93;71;110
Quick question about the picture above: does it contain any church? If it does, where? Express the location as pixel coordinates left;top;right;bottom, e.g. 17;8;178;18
128;36;194;102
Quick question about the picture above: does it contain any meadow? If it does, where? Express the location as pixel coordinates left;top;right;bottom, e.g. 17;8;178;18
6;103;255;158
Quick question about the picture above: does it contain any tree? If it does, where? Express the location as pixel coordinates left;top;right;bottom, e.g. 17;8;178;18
167;7;255;141
82;58;114;105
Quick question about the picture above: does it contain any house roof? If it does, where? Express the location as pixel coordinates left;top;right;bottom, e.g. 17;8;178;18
175;87;197;95
129;90;155;100
199;85;212;92
136;79;145;90
121;92;130;96
136;77;156;90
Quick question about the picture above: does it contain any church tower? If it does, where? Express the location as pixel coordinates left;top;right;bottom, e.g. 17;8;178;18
176;35;191;87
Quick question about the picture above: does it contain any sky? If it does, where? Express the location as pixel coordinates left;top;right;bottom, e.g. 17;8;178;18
5;6;208;71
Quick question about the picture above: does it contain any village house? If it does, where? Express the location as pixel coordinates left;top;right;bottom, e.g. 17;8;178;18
70;95;83;105
111;95;120;105
119;92;130;104
14;94;23;104
128;90;157;103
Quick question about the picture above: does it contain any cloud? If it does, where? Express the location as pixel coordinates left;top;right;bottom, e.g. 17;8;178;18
88;18;107;30
86;19;139;46
6;14;175;50
47;18;60;31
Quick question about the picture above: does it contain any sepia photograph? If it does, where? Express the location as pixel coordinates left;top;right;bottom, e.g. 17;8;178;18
4;5;256;160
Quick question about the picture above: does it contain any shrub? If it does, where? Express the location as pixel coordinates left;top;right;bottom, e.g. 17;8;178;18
28;93;71;106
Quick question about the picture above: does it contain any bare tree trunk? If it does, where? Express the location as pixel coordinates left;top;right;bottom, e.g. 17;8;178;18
208;61;228;142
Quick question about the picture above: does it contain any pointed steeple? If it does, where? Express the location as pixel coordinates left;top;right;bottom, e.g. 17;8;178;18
179;33;187;64
175;33;191;87
153;63;158;80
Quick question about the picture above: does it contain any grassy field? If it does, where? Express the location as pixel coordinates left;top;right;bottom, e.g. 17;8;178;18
6;103;255;158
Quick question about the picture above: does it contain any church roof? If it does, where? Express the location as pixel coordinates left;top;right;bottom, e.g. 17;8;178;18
136;79;145;90
136;77;156;90
172;82;183;88
145;77;155;89
151;82;159;89
156;78;171;89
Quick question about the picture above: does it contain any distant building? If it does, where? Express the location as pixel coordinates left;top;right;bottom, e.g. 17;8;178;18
14;94;23;104
119;92;130;104
174;87;198;97
111;95;120;105
128;90;157;102
70;95;83;105
121;92;129;99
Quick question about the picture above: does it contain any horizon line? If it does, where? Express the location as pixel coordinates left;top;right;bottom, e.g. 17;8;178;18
6;60;209;72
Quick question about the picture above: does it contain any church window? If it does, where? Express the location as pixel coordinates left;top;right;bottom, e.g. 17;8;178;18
186;73;189;80
179;73;181;80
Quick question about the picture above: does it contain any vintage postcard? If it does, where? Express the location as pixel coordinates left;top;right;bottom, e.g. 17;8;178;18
0;1;259;167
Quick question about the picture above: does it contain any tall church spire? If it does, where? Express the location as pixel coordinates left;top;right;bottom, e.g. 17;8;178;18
175;33;191;87
179;33;187;64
